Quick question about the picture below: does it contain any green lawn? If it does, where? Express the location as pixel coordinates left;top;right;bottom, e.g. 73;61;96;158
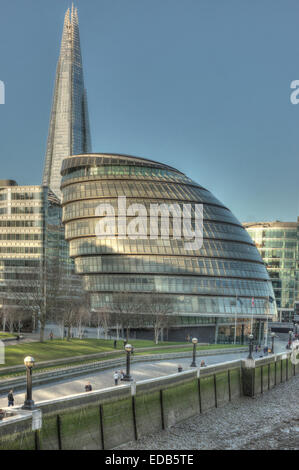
0;338;244;369
0;341;245;379
0;338;185;368
0;332;16;339
136;343;244;356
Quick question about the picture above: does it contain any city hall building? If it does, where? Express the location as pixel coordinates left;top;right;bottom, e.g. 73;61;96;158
61;153;276;343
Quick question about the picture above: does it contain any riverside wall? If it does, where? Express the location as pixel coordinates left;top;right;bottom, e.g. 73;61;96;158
0;351;297;450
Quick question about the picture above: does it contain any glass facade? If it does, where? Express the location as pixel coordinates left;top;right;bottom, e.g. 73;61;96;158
42;5;91;200
61;153;276;341
0;181;45;313
0;180;80;327
244;220;299;322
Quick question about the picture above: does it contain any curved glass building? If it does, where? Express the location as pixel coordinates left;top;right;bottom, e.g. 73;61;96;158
61;153;276;342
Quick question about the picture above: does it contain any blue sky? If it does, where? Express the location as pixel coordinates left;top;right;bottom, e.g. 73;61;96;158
0;0;298;222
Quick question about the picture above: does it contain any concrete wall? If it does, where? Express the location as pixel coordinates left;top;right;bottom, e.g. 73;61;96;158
0;352;296;450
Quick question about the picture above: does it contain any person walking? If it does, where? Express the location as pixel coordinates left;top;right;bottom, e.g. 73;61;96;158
114;371;119;385
7;390;14;407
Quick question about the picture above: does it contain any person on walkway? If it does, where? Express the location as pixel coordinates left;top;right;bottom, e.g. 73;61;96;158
200;360;206;367
113;339;117;349
84;381;92;392
114;371;119;385
119;370;125;380
178;364;183;372
49;331;53;340
7;390;14;407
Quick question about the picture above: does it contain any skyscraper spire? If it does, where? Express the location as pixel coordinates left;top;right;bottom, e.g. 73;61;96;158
42;6;91;200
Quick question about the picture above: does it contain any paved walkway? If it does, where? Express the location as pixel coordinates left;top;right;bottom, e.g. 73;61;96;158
0;351;247;408
0;336;288;408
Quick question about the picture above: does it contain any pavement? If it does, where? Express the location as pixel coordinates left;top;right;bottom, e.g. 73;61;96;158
0;336;288;408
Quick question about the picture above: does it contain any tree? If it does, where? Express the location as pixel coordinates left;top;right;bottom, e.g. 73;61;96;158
2;306;28;334
144;295;175;344
11;261;59;342
10;255;84;342
110;293;143;341
54;277;89;340
91;307;111;340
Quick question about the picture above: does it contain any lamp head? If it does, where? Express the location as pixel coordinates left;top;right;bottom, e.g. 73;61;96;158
125;344;132;353
24;356;35;368
248;334;254;340
192;337;198;344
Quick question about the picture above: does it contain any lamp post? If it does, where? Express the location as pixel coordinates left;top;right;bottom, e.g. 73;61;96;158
271;332;275;354
190;337;198;367
247;334;254;360
122;344;133;381
288;331;293;349
22;356;35;410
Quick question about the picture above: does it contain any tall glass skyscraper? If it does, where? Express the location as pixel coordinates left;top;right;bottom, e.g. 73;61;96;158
244;220;299;322
42;5;91;200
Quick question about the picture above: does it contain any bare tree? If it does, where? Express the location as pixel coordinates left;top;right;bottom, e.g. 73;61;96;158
2;306;28;334
75;303;90;339
110;293;143;341
91;307;111;340
144;295;175;344
11;262;59;342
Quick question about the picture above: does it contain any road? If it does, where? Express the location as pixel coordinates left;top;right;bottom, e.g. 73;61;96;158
0;336;288;408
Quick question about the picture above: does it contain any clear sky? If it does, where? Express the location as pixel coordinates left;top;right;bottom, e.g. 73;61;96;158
0;0;298;222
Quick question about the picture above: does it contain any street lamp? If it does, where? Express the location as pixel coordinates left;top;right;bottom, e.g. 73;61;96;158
122;344;133;381
190;337;198;367
271;332;275;354
22;356;35;410
288;331;293;349
247;334;254;360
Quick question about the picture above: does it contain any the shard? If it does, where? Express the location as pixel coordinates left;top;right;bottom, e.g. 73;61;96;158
42;5;91;200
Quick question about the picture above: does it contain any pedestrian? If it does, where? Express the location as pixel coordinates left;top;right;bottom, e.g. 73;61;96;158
255;345;258;353
7;390;14;407
178;364;183;372
119;370;124;380
84;381;92;392
114;371;119;385
113;339;117;349
200;360;206;367
49;331;53;340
